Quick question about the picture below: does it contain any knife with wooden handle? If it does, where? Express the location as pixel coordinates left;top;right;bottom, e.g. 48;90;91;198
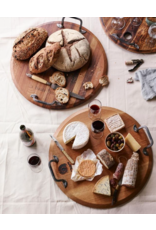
26;73;85;100
26;73;55;87
50;135;74;165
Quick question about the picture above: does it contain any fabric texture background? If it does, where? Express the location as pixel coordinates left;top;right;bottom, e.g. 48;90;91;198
0;17;156;214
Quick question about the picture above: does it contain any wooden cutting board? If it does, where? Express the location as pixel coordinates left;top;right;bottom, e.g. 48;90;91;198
10;21;108;110
49;107;153;209
100;17;156;53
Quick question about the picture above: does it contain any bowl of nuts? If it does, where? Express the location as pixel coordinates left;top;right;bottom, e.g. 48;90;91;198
105;132;125;152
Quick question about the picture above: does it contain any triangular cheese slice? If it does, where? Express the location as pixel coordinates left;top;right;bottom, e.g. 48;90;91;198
93;175;111;196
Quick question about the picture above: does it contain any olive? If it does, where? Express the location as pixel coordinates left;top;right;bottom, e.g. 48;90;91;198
119;136;122;139
111;143;114;149
115;134;119;138
107;137;111;141
116;144;119;147
118;140;121;144
107;141;111;147
120;143;124;147
111;134;115;138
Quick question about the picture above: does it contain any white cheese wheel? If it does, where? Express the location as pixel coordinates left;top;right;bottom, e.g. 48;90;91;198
63;121;89;149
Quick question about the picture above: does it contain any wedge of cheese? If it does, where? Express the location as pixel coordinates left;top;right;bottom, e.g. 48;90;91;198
63;121;89;149
93;175;111;196
125;133;141;152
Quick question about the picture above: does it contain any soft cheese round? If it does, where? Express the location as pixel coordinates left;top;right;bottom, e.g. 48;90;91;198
63;121;89;149
46;29;90;72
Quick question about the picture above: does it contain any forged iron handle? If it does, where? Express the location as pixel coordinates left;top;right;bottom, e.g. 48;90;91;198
57;17;86;34
31;94;62;106
48;156;68;188
133;125;154;156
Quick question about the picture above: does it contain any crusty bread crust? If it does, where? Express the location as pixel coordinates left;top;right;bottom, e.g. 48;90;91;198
29;43;61;74
12;27;48;60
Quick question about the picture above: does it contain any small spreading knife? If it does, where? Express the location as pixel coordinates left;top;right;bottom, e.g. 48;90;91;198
112;177;123;205
26;73;85;100
50;135;74;165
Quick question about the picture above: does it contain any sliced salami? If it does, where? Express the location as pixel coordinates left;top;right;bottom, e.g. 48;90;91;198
113;163;124;180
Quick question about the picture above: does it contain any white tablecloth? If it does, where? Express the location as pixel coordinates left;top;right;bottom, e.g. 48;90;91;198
0;17;156;214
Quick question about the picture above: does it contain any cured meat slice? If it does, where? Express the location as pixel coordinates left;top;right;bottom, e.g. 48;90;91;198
113;163;124;180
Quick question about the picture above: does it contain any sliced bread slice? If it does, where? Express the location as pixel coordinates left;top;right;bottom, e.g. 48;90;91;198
55;87;69;97
55;87;70;104
49;71;66;87
55;93;69;104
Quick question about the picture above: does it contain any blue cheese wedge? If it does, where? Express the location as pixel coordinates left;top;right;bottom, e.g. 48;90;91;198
93;175;111;196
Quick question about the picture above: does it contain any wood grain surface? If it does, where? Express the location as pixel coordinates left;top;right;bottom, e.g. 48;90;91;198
10;20;108;110
49;107;153;209
100;17;156;54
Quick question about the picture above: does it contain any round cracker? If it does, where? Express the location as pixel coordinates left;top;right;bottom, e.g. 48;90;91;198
78;160;96;178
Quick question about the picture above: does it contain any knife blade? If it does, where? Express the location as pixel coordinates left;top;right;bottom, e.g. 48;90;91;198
26;73;85;100
112;176;123;205
50;135;74;165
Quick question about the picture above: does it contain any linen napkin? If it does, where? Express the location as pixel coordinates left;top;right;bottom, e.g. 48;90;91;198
135;68;156;100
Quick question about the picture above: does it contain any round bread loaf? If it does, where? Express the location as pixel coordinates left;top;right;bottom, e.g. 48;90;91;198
46;29;90;72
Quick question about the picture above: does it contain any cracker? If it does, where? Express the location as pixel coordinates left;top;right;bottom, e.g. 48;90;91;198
78;160;96;178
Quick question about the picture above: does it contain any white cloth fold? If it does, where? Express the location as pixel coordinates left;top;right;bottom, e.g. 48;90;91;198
135;68;156;100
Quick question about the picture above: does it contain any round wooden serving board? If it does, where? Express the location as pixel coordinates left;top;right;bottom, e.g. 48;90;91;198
10;21;108;110
100;17;156;54
49;107;153;209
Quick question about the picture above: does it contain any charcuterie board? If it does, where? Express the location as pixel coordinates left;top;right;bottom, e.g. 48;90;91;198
10;19;108;110
49;107;153;209
100;17;156;54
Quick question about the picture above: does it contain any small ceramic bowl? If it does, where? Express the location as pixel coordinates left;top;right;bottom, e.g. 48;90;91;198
146;17;156;26
105;132;125;153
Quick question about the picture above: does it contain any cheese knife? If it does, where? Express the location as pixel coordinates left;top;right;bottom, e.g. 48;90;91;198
26;73;85;100
50;135;74;165
112;176;123;205
111;33;140;50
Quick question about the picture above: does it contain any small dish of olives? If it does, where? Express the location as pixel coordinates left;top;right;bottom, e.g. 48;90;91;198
105;132;125;152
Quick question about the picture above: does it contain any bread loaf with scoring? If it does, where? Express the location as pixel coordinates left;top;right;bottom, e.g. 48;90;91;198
46;29;90;72
12;27;48;60
29;43;61;74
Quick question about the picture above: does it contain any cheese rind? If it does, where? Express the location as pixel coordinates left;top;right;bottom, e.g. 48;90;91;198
105;114;125;133
63;121;89;150
93;175;111;196
125;133;141;152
